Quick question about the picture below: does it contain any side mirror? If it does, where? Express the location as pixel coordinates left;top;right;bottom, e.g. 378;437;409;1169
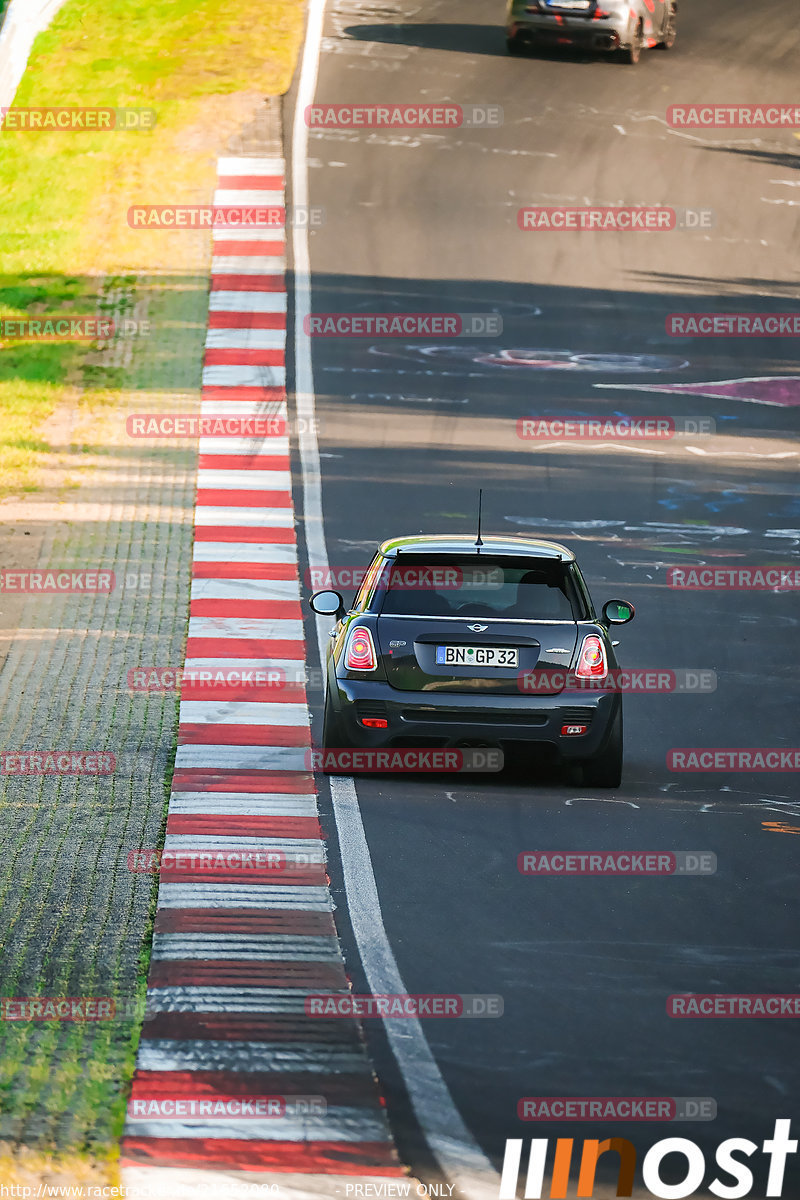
309;589;344;617
602;599;635;626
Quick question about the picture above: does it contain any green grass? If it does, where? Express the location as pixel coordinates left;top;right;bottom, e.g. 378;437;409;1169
0;0;303;1172
0;0;304;494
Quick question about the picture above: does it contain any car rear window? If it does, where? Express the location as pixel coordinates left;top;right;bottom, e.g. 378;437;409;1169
377;557;578;620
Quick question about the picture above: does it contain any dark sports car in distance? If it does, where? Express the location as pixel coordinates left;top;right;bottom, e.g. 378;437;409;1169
309;535;635;787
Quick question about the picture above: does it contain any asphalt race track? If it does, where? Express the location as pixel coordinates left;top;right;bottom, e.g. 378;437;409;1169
286;0;799;1192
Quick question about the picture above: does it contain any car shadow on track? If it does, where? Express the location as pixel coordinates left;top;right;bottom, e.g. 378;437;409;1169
344;21;507;56
344;21;616;64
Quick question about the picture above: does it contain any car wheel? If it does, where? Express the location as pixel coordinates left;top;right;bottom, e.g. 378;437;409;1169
656;3;677;48
506;34;526;55
620;21;643;63
581;710;623;788
320;689;350;772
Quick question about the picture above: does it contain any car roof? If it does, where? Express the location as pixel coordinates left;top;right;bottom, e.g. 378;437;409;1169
376;534;575;562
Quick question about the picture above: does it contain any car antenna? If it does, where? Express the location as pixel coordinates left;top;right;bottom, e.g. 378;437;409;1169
475;488;484;552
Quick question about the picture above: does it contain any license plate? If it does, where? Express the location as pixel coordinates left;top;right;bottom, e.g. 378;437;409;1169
436;645;519;668
545;0;591;7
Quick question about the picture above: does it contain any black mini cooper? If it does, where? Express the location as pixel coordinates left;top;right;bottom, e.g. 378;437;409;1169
309;535;635;787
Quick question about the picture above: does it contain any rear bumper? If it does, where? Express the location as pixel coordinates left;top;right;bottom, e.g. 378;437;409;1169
508;15;628;50
328;677;619;762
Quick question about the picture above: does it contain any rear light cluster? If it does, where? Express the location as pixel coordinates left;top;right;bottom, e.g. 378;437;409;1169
345;626;378;671
575;635;608;679
562;639;608;736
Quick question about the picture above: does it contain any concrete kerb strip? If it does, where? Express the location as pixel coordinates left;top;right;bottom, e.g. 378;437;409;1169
118;144;417;1197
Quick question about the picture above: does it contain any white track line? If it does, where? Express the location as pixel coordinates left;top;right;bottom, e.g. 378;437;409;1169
291;2;501;1195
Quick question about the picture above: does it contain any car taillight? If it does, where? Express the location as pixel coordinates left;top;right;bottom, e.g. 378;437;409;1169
346;626;378;671
575;635;608;679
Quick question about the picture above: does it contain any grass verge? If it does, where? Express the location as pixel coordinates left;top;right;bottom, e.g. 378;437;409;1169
0;0;303;495
0;0;303;1175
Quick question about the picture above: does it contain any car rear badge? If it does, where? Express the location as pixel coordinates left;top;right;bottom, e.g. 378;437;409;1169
468;623;489;632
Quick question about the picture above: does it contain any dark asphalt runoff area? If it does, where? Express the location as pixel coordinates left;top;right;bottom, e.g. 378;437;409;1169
285;0;800;1193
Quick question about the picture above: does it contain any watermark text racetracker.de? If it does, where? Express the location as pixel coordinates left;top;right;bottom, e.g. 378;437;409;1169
668;566;800;592
305;103;503;128
0;317;149;340
1;106;156;130
128;204;324;228
668;749;800;772
517;417;715;440
127;1094;327;1120
1;997;132;1021
128;666;290;691
304;314;501;338
0;569;114;593
517;206;714;232
126;415;319;438
668;103;800;127
304;565;504;592
0;570;157;595
519;669;717;694
127;847;322;874
518;851;717;876
669;995;800;1018
518;1097;717;1122
0;752;115;775
131;665;322;692
309;748;503;773
305;993;503;1017
667;313;800;337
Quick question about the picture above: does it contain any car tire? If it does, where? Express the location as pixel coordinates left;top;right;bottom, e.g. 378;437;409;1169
506;34;526;55
656;3;677;48
620;21;643;63
581;710;623;788
320;689;350;773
